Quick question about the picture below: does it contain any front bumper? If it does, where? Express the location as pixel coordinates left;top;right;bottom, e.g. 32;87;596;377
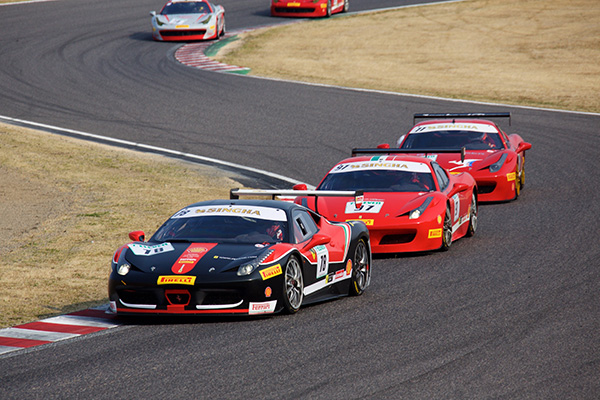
271;1;328;17
108;274;282;316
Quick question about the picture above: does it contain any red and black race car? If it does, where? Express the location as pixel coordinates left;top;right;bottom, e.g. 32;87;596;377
271;0;348;18
108;197;370;316
287;151;478;254
397;113;532;202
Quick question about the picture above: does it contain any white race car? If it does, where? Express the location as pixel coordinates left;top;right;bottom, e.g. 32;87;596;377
150;0;225;42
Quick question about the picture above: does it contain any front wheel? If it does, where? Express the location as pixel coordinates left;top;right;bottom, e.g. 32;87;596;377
282;256;304;313
325;0;332;17
466;192;478;237
440;206;452;251
514;168;521;200
349;239;370;296
343;0;349;12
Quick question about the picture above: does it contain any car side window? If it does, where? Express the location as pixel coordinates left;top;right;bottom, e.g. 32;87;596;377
432;162;449;191
292;210;319;243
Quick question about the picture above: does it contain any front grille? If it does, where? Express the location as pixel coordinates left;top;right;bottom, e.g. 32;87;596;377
380;232;416;245
165;290;191;305
478;183;496;194
200;290;243;306
274;7;315;13
160;29;206;37
118;288;161;305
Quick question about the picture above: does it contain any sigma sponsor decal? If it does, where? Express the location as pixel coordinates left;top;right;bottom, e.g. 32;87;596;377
172;243;217;274
260;264;282;280
157;275;196;285
409;123;498;134
428;228;442;239
128;242;175;256
249;300;277;315
345;200;384;214
329;160;430;174
171;205;287;221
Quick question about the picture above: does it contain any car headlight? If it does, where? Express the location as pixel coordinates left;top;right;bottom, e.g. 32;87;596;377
409;197;433;219
237;250;274;277
117;263;131;276
489;153;507;173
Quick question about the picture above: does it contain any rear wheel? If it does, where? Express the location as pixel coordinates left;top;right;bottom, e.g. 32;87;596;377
349;239;369;296
466;192;478;237
282;256;303;313
440;206;452;251
343;0;349;12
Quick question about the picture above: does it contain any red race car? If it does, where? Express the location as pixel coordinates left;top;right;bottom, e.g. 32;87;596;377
291;151;478;254
397;113;532;202
271;0;349;18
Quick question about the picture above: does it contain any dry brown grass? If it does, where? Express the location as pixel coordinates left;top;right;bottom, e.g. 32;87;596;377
217;0;600;113
0;124;238;327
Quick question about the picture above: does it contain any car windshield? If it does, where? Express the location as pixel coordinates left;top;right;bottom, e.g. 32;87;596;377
318;169;435;192
401;130;505;150
161;1;210;15
151;205;289;244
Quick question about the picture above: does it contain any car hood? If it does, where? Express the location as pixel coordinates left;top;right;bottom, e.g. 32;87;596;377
427;151;507;173
309;192;436;221
154;13;212;25
124;241;272;275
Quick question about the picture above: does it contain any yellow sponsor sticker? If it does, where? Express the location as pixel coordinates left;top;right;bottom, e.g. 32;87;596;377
175;25;189;29
260;264;282;280
428;228;442;239
287;2;301;6
346;219;374;226
157;275;196;285
506;172;516;181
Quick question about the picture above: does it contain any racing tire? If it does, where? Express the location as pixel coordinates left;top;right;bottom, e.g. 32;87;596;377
325;0;332;17
349;239;370;296
440;205;452;251
343;0;349;12
514;168;521;200
282;256;304;314
466;192;478;237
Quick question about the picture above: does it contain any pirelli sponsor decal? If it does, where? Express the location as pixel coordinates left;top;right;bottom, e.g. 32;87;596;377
157;275;196;285
260;264;282;280
346;219;374;226
428;228;442;239
506;172;516;181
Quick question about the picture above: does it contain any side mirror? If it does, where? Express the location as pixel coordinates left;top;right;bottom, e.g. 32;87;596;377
150;11;156;17
517;142;532;153
129;230;145;242
304;233;331;249
448;182;469;197
377;143;390;149
293;183;308;191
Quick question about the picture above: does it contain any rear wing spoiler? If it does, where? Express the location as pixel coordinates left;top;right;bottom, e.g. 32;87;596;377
230;188;364;214
351;147;466;163
413;112;511;126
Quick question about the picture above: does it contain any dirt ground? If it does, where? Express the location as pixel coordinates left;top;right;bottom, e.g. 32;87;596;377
0;126;240;327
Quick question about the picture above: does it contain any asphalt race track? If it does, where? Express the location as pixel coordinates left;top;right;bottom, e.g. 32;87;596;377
1;0;599;398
